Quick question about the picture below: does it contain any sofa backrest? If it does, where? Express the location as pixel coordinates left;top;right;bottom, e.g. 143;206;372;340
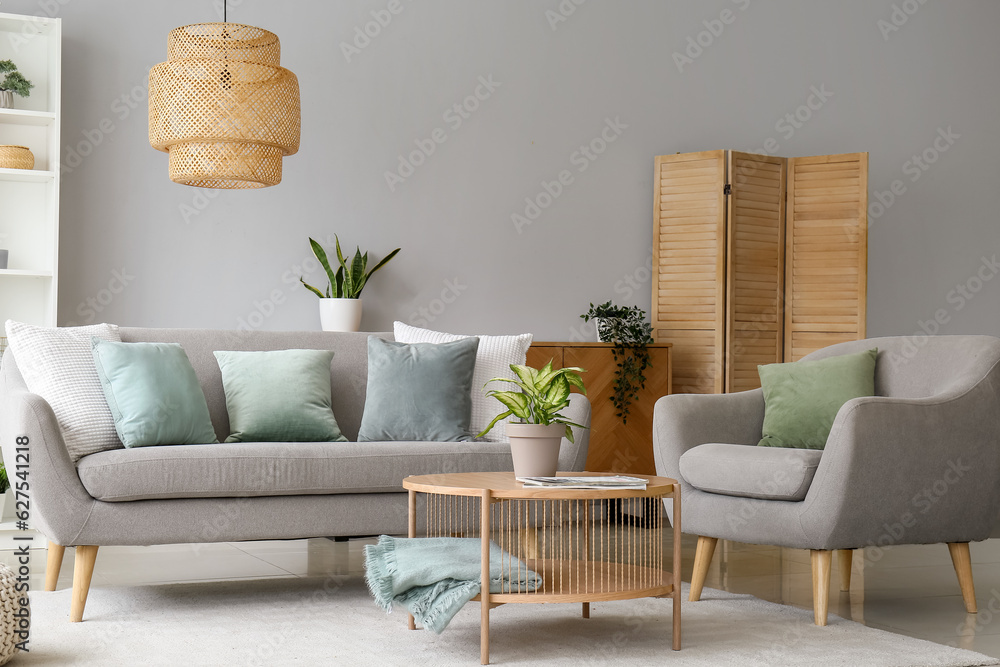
800;335;1000;400
117;328;392;442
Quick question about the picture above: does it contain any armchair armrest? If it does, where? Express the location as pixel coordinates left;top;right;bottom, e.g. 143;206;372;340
0;389;96;546
652;389;766;484
800;376;1000;548
557;393;592;472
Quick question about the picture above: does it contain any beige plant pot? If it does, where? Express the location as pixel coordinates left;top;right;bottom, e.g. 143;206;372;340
507;423;565;478
0;91;12;109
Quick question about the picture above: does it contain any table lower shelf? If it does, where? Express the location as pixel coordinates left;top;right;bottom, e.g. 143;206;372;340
473;558;674;604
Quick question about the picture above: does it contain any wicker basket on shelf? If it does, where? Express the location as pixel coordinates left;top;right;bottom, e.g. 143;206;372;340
0;146;34;170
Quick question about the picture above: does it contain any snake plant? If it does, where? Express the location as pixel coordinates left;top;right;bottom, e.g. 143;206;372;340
300;236;400;299
478;361;588;443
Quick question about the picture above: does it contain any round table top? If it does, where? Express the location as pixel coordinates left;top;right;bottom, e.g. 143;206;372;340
402;471;678;499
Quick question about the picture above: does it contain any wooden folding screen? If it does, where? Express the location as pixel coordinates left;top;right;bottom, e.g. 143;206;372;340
652;151;727;394
653;150;867;393
784;153;868;361
726;151;786;392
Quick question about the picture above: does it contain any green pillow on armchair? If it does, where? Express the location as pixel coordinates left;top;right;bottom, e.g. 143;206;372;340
757;348;878;449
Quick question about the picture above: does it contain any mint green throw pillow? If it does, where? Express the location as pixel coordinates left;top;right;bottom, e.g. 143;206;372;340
92;340;218;448
358;337;479;442
214;349;348;443
757;348;878;450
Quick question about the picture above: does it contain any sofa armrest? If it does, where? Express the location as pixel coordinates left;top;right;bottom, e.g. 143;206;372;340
652;389;766;484
0;390;96;546
557;393;592;472
800;376;1000;548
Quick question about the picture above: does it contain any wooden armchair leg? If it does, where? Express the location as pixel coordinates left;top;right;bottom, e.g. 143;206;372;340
837;549;853;592
811;550;832;626
70;545;99;623
45;542;66;592
689;536;718;602
948;542;977;613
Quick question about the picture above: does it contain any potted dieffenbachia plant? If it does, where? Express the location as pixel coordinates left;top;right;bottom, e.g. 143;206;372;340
299;235;400;332
478;361;588;477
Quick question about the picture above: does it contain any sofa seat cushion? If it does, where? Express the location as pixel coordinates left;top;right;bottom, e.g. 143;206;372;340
679;443;823;501
77;441;514;502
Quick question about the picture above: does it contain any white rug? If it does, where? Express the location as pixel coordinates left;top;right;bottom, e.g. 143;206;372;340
20;578;999;666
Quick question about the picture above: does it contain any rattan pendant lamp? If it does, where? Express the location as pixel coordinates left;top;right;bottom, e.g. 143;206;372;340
148;3;300;189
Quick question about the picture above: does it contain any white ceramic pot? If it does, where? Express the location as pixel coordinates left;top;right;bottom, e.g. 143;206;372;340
506;423;565;478
319;298;362;332
0;91;12;109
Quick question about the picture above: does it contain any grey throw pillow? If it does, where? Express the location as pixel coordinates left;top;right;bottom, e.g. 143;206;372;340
358;337;479;442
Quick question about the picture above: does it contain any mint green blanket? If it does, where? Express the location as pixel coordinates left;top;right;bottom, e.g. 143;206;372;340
364;536;542;633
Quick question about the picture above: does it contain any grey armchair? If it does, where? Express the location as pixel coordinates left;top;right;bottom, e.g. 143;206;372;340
653;335;1000;625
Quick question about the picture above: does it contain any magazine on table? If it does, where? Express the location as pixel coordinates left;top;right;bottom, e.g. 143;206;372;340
516;475;648;490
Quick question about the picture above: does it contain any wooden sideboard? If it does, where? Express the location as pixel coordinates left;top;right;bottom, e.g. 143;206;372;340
527;342;672;475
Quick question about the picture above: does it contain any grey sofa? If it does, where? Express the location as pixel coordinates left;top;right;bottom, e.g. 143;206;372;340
0;328;591;622
653;335;1000;626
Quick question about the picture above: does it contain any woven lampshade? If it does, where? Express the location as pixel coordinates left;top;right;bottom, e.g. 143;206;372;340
148;23;300;189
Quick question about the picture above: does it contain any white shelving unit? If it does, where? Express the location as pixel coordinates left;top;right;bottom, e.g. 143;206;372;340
0;12;61;328
0;12;61;550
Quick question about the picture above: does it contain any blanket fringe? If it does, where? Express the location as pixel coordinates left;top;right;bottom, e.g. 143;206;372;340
363;535;398;613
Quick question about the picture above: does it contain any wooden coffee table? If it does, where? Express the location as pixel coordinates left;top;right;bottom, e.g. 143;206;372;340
402;472;681;664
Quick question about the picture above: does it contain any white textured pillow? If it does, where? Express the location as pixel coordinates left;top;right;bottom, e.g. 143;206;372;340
5;320;124;461
393;322;532;442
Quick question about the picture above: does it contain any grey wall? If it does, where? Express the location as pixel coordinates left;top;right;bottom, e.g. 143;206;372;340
6;0;1000;341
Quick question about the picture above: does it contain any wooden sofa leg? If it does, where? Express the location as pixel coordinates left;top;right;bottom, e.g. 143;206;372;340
948;542;978;613
45;542;66;592
70;546;99;622
689;536;718;602
837;549;853;592
811;550;832;626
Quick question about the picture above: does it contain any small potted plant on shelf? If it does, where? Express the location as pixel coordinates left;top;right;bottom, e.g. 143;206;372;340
478;361;588;477
299;235;400;332
0;462;11;522
581;301;654;424
0;60;33;109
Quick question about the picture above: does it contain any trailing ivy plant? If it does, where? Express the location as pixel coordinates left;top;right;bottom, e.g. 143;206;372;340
580;301;654;424
0;60;33;97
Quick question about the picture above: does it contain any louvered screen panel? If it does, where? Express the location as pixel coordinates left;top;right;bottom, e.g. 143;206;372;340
785;153;868;361
653;151;726;393
726;151;785;392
